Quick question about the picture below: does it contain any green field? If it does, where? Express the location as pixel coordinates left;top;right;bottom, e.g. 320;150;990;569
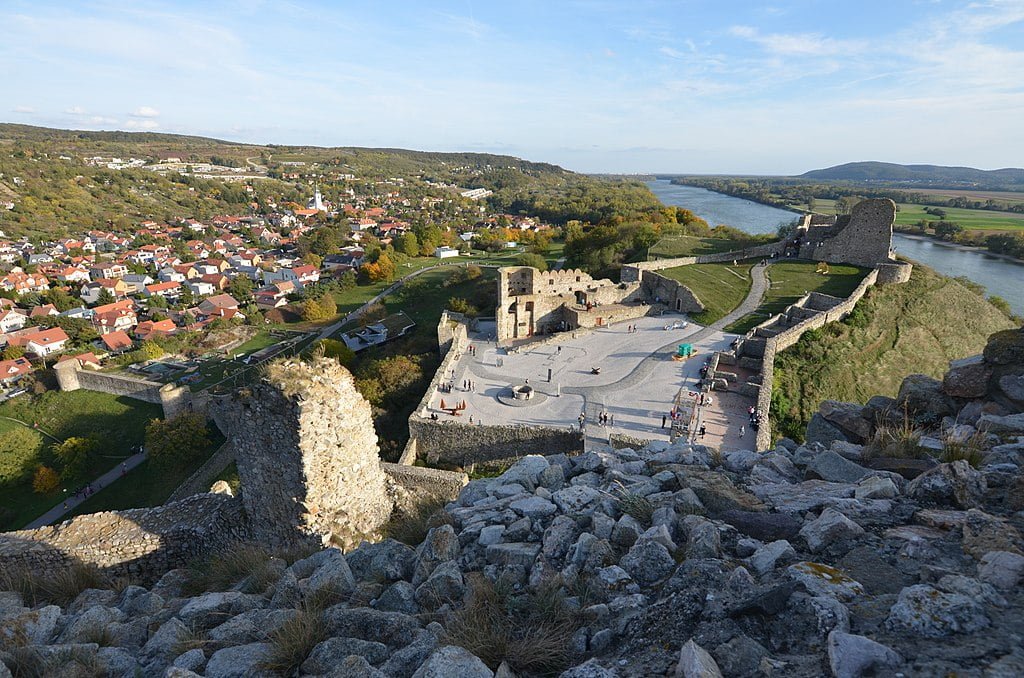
657;262;755;325
648;235;757;259
0;391;161;530
725;261;870;334
790;198;1024;233
893;203;1024;232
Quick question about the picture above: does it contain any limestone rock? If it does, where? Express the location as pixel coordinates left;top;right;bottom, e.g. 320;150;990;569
560;658;617;677
982;327;1024;366
788;562;864;601
323;608;422;648
347;539;416;583
413;524;460;586
0;604;60;645
720;510;801;541
886;584;989;637
752;480;855;513
177;591;249;629
552;486;602;513
805;413;853;448
509;495;557;519
675;639;723;678
620;537;675;586
684;517;721;560
819;400;874;443
748;540;797;575
898;374;955;423
204;642;274;678
799;508;865;553
998;374;1024;403
497;455;550;492
827;630;901;678
301;637;390;673
854;476;898;500
906;461;986;509
805;450;870;484
307;548;356;596
978;550;1024;590
326;655;388;677
412;646;493;678
978;412;1024;435
943;355;992;399
376;581;420;615
961;508;1023;559
414;560;465;610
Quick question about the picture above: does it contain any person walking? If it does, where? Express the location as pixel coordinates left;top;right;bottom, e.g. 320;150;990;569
740;425;746;437
662;414;667;429
699;424;706;439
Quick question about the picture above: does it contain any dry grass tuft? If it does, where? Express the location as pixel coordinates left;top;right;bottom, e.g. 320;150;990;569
259;599;328;675
385;493;455;546
940;431;987;468
0;563;107;608
863;407;927;460
445;575;581;676
183;541;313;595
612;486;654;527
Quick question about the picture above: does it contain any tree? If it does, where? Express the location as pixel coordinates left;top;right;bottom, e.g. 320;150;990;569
396;232;420;256
315;338;356;367
43;287;75;312
95;288;115;305
53;436;98;481
448;297;479;317
514;252;548;271
32;465;60;494
360;253;397;282
228;276;254;301
303;252;323;269
1;345;25;361
934;222;964;240
146;413;211;472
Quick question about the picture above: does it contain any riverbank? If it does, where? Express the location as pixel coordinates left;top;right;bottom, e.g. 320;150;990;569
667;178;805;216
894;230;1024;265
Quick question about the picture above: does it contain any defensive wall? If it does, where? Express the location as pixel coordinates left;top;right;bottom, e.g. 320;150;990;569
54;360;192;419
0;493;246;582
2;356;469;577
716;260;913;450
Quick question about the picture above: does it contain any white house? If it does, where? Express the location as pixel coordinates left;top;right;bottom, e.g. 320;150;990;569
434;246;461;259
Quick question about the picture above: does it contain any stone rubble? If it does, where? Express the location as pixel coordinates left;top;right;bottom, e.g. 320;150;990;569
1;326;1022;677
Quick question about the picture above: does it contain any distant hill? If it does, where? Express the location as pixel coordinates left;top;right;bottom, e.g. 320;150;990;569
801;161;1024;189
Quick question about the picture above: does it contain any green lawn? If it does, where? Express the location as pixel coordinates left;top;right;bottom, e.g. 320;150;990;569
0;390;161;530
649;235;759;259
657;262;755;325
725;261;870;334
69;429;226;516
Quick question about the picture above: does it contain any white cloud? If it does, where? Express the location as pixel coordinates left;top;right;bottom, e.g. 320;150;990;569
130;106;160;118
12;105;35;113
88;116;118;125
65;105;86;115
125;119;160;130
728;25;866;57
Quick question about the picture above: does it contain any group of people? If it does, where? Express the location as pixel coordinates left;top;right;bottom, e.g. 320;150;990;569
624;324;640;333
598;411;614;426
745;405;762;433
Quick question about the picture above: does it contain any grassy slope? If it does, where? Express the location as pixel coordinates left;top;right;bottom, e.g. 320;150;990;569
0;391;161;530
725;262;870;334
771;265;1016;441
657;262;754;325
790;198;1024;233
649;236;756;258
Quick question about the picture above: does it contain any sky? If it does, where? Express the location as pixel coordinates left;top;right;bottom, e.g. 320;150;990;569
2;0;1023;174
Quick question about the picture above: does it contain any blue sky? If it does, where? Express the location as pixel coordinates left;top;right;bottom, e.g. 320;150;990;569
2;0;1023;174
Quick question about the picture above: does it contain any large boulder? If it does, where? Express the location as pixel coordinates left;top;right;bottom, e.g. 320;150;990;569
961;509;1024;559
827;630;901;678
886;584;989;637
411;646;493;678
942;355;992;399
982;328;1024;367
905;461;986;509
799;508;865;553
818;400;874;443
805;450;871;484
978;413;1024;436
898;374;955;424
720;510;801;541
805;413;853;448
998;374;1024;403
978;551;1024;590
675;639;723;678
413;525;460;586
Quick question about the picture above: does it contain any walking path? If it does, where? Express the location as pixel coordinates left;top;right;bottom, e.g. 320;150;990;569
0;415;61;443
24;452;147;529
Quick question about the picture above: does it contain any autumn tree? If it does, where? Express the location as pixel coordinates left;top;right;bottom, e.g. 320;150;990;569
145;413;211;472
32;465;60;494
53;436;98;481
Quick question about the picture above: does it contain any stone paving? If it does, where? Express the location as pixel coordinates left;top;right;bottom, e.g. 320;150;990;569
420;261;771;452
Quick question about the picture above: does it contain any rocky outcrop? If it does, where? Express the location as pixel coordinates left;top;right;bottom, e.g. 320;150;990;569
2;327;1021;677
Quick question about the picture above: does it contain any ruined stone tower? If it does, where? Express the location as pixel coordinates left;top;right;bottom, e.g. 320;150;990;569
213;357;392;550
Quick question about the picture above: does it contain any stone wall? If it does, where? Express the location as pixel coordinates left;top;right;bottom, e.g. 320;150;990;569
381;462;469;514
798;198;896;267
641;272;706;314
165;441;236;504
54;360;192;418
408;417;582;468
621;239;789;281
0;493;245;582
211;357;393;551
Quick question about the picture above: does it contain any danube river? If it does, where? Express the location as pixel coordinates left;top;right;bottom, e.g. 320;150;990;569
646;179;1024;315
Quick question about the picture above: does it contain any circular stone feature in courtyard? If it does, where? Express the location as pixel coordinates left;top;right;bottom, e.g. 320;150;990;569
497;383;549;407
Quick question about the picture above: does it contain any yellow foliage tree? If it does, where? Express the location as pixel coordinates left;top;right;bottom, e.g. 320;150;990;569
32;465;60;494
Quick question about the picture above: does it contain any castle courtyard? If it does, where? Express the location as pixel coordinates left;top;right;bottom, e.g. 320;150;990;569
419;313;758;452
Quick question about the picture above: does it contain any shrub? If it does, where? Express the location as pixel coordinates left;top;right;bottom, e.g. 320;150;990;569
31;465;60;494
613;487;654;526
53;436;98;481
864;408;926;460
445;575;580;674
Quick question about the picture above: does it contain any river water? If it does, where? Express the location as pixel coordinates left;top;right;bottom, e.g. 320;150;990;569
646;179;1024;315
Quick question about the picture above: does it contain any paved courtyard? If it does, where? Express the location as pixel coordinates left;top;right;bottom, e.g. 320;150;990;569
419;312;759;451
